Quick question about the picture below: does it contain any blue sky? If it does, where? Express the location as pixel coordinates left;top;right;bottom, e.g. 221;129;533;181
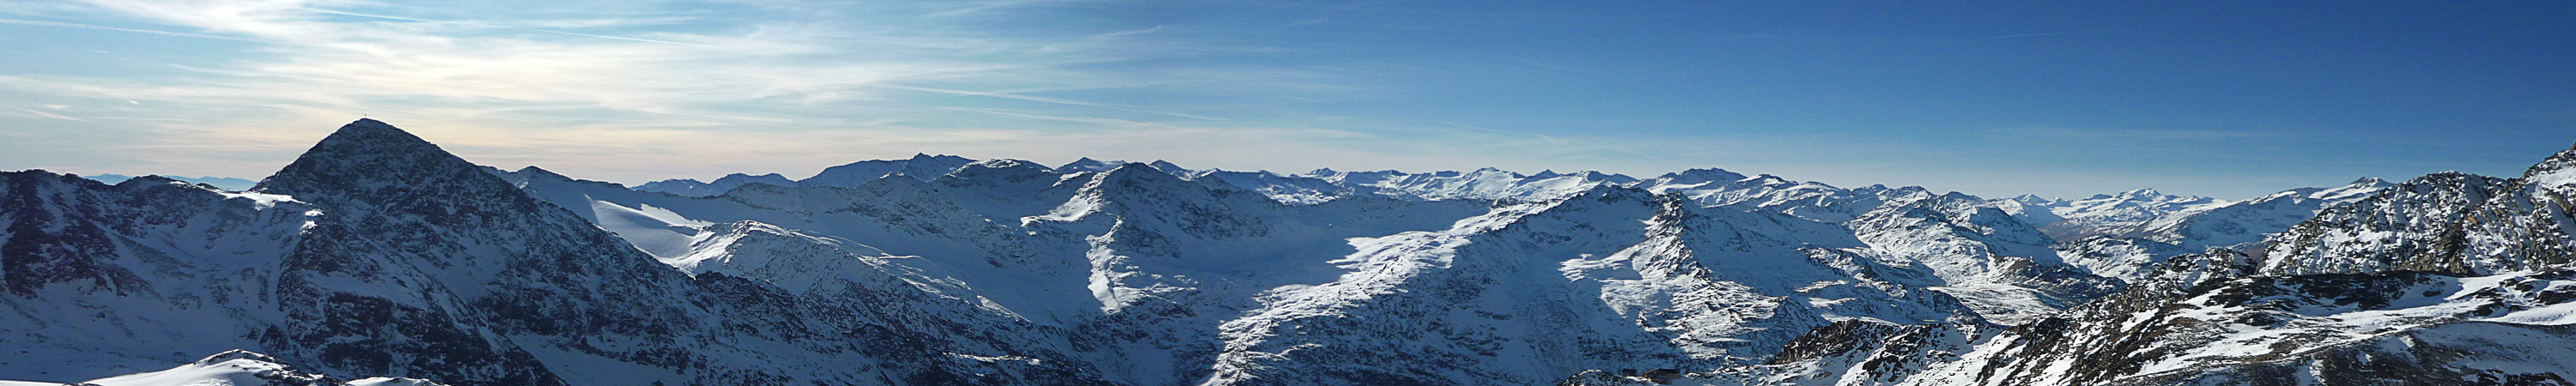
1;0;2569;199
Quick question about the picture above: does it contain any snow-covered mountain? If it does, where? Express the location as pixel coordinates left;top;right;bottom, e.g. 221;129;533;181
508;157;2059;384
1564;143;2576;385
2053;178;2395;281
619;155;2115;326
1;120;1104;385
2003;189;2232;242
11;118;2566;385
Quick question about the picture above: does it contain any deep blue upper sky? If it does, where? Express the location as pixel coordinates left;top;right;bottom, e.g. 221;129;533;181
1;0;2569;198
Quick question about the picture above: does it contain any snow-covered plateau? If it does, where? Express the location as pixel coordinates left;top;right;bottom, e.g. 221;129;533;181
3;118;2568;385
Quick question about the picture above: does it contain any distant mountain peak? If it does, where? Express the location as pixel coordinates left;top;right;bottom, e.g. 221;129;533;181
1656;168;1749;184
512;166;569;181
111;174;184;188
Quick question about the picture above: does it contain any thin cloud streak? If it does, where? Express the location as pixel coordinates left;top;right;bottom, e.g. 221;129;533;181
0;17;261;41
302;9;715;47
10;107;88;121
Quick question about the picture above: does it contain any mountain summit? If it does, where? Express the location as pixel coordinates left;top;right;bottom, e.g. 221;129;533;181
255;118;488;197
2526;142;2576;187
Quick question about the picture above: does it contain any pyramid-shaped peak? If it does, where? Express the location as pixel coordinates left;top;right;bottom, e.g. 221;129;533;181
320;118;434;150
513;166;569;180
343;118;398;130
254;118;483;196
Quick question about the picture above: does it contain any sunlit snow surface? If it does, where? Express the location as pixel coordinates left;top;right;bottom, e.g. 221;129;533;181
1;350;444;386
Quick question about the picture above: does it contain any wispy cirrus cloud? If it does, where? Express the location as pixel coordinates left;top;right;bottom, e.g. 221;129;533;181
2;0;1634;184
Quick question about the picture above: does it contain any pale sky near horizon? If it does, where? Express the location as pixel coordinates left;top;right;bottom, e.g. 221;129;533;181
1;0;2571;199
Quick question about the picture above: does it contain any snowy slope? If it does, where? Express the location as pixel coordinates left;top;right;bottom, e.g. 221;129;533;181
0;172;317;382
1843;190;2122;325
1204;186;1981;385
0;350;449;386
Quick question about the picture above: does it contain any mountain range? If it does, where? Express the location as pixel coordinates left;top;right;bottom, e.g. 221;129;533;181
1;118;2565;385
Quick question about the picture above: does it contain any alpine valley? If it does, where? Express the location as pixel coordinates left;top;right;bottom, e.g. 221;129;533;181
3;119;2569;386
